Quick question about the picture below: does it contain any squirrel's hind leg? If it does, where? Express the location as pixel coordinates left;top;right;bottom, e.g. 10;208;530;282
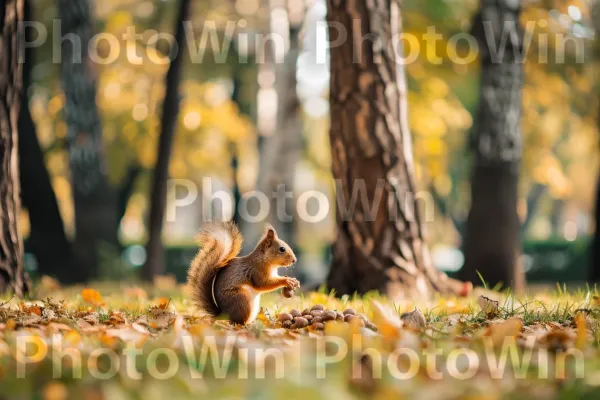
221;285;257;325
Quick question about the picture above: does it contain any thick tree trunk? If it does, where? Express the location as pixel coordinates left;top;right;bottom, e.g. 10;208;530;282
592;175;600;282
459;0;525;291
58;0;119;281
19;0;73;280
590;0;600;282
142;0;191;281
326;0;452;298
0;0;30;296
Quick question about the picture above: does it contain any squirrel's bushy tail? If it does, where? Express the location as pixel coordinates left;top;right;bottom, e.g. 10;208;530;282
187;221;243;318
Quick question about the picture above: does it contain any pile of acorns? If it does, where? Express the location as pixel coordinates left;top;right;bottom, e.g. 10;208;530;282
277;304;378;331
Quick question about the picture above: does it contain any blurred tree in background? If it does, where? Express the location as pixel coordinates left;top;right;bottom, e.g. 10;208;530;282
19;0;73;283
58;0;120;281
143;0;190;280
0;0;30;296
459;0;526;291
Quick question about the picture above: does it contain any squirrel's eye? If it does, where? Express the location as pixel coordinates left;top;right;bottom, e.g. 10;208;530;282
279;246;286;253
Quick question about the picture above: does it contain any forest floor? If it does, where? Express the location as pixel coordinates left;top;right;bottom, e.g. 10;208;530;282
1;278;600;400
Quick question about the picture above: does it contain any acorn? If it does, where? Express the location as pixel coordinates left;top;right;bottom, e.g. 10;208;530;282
322;311;337;321
290;317;309;329
278;313;293;322
347;315;365;327
282;287;295;298
336;312;345;321
312;316;323;324
365;322;378;331
310;310;323;318
311;304;325;311
312;322;325;330
343;308;356;316
302;308;311;316
304;314;313;321
282;320;292;329
290;309;302;318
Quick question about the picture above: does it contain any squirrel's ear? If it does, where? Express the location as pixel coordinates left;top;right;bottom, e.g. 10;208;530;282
259;224;276;250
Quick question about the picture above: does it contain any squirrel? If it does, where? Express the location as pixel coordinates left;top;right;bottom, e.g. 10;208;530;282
187;221;300;325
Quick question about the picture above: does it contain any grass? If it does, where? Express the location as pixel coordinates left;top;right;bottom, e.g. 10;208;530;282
1;279;600;399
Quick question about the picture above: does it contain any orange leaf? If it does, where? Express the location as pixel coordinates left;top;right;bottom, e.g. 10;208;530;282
81;289;103;306
20;302;43;316
154;297;170;310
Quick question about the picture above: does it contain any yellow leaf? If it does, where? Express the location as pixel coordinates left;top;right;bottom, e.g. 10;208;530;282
484;317;522;347
5;319;15;331
575;312;588;350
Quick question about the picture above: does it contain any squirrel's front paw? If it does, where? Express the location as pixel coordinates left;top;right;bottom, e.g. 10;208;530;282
284;277;300;289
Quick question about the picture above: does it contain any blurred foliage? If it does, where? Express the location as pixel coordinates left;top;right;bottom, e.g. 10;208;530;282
21;0;600;255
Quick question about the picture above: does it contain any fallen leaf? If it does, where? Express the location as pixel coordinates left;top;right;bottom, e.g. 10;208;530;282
484;317;523;346
20;302;43;316
478;295;500;318
42;381;68;400
575;312;588;350
400;308;426;329
153;297;170;310
81;289;103;306
371;300;402;340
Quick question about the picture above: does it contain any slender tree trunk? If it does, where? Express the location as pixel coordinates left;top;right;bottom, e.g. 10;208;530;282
19;0;73;280
230;47;253;226
459;0;525;291
58;0;119;281
142;0;191;281
326;0;454;298
0;0;30;296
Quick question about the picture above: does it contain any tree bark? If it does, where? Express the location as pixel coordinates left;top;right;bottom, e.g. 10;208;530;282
0;0;30;296
590;0;600;282
258;25;303;244
592;175;600;282
459;0;525;291
58;0;119;281
326;0;453;298
19;0;73;280
142;0;191;281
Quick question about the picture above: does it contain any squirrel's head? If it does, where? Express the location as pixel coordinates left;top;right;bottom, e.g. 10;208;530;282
257;223;297;267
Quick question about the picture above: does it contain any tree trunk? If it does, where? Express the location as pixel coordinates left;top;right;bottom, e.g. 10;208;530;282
19;0;74;281
230;47;252;226
592;175;600;282
590;0;600;282
326;0;453;298
459;0;525;291
142;0;191;281
0;0;30;296
259;25;303;244
58;0;119;281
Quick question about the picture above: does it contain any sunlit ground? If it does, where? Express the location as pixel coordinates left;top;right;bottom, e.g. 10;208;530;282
1;279;600;399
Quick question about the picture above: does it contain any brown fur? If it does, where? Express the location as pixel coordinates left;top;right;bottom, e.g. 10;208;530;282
187;222;299;324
